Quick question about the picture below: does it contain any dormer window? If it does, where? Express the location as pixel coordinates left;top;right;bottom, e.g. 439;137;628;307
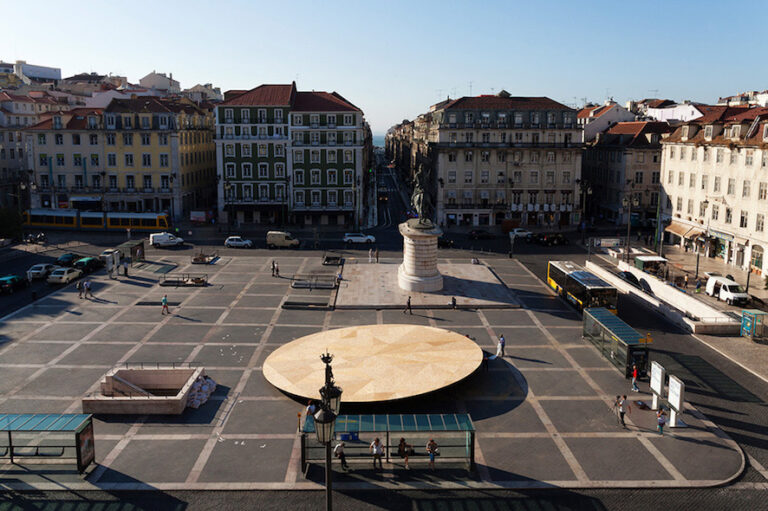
141;116;150;129
159;115;168;128
704;125;713;139
88;116;97;129
763;124;768;141
124;116;132;129
732;125;740;138
106;114;115;128
53;116;62;129
682;126;689;138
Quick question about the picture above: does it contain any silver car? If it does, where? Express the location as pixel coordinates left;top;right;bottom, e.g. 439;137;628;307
27;263;56;280
224;236;253;248
47;267;82;285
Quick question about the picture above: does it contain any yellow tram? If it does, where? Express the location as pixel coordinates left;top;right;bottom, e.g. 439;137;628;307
23;209;171;232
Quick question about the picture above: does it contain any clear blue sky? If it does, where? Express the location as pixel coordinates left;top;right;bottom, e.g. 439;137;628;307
2;0;766;134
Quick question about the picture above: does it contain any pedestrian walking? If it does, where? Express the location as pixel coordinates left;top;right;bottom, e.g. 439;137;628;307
695;279;702;294
370;437;384;470
76;280;84;299
334;441;349;470
451;296;457;310
368;248;373;263
631;364;639;392
306;400;317;416
271;260;276;277
657;409;666;435
426;438;438;471
618;395;631;428
397;437;413;469
375;248;379;263
499;334;506;357
161;294;170;315
123;260;129;277
274;262;280;278
684;274;689;289
612;395;621;424
403;296;412;315
82;280;92;299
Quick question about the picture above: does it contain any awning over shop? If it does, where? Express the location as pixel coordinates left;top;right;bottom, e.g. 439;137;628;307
664;221;690;237
685;228;705;240
734;236;749;246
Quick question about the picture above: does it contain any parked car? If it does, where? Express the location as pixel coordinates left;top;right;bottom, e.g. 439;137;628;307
437;237;454;248
509;228;532;238
548;233;570;246
705;276;750;306
343;232;376;244
0;275;30;294
47;267;82;285
468;230;495;240
56;253;78;267
266;231;300;249
618;271;641;288
224;236;253;248
149;232;184;247
27;263;56;281
73;257;104;274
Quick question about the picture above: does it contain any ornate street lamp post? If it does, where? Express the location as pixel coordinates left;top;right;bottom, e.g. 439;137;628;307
622;192;640;263
313;351;342;511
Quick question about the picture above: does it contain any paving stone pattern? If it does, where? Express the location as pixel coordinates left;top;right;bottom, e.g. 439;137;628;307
0;255;743;490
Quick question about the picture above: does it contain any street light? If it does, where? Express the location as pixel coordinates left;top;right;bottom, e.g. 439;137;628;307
313;351;342;511
622;192;640;263
576;179;593;245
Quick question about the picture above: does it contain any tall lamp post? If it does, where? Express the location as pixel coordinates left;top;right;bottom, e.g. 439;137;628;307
622;191;639;263
313;352;342;511
576;179;592;245
695;199;710;279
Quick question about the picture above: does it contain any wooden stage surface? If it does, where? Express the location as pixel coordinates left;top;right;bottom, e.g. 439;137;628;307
262;324;484;402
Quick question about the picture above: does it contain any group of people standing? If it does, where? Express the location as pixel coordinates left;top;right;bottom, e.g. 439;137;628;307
333;437;439;471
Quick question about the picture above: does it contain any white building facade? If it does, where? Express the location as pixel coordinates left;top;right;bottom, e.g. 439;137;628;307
660;106;768;275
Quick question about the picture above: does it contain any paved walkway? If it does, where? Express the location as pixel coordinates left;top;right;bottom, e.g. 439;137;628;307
0;254;744;490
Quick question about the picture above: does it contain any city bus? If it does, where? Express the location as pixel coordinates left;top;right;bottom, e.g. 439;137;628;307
547;260;618;314
23;209;171;232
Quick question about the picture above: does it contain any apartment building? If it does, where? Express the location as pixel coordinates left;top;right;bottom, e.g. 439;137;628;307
215;82;370;226
577;101;636;142
583;121;671;225
0;90;69;209
387;91;583;228
26;97;215;219
660;105;768;274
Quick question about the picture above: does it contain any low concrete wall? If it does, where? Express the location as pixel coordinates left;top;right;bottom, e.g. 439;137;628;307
82;367;204;415
586;261;740;335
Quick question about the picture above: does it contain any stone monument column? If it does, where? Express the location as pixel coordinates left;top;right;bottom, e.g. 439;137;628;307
398;219;443;292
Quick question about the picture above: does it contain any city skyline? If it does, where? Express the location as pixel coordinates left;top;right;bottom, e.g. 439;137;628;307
2;0;767;135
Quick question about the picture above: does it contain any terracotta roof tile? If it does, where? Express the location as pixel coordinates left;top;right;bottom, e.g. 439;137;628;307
292;91;359;112
221;83;296;106
442;95;573;112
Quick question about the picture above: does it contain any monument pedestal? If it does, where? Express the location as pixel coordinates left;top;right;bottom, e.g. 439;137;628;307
398;220;443;292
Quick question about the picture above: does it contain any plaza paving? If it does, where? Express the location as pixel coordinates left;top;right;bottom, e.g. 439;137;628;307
0;254;743;490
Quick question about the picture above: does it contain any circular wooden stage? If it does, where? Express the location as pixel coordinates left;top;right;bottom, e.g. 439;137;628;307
262;324;483;403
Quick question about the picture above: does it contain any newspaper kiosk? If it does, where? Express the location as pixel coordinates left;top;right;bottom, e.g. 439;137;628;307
583;307;650;378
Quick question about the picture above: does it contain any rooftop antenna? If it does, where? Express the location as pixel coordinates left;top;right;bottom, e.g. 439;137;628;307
648;88;660;97
581;97;588;106
469;81;473;96
435;88;444;99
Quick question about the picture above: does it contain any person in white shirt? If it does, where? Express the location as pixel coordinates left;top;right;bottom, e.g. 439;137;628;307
334;441;349;470
369;437;384;470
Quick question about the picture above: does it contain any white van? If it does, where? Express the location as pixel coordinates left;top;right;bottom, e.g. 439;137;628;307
705;276;750;306
149;232;184;247
266;231;299;249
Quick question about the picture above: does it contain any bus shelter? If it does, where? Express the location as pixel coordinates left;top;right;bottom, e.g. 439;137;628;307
302;413;475;472
583;308;650;377
0;413;95;474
